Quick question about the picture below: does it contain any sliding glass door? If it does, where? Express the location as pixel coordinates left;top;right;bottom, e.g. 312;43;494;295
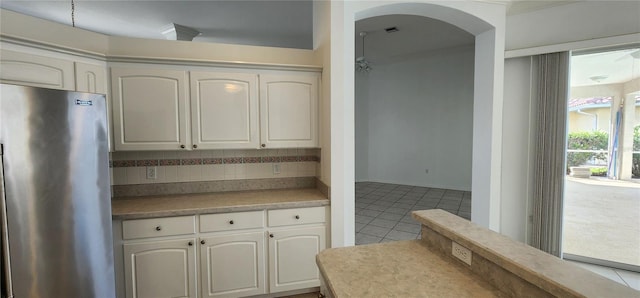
562;47;640;272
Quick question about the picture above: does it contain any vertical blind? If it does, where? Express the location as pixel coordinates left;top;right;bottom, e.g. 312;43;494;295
531;52;570;257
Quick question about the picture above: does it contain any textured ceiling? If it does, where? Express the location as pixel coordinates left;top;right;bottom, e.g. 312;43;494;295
355;15;475;64
0;0;314;49
571;48;640;87
0;0;581;50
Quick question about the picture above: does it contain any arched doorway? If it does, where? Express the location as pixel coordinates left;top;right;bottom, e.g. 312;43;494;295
327;1;506;247
353;14;475;244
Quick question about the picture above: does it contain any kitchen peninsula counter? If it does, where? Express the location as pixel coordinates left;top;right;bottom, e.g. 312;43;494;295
317;210;638;298
317;240;506;297
111;188;328;219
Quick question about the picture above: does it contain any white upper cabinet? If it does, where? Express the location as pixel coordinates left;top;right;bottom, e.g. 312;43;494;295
259;74;318;148
75;62;107;94
190;71;259;150
0;49;75;90
110;65;319;151
111;67;189;151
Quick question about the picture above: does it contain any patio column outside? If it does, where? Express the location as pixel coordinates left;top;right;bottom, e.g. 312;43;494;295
619;92;638;180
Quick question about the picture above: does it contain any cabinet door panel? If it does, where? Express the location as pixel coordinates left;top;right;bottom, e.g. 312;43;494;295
200;232;265;298
190;72;258;149
75;62;107;94
124;238;196;298
260;74;318;148
111;68;188;151
268;226;325;293
0;49;75;90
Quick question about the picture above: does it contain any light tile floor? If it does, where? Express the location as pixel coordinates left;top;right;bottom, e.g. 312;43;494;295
354;183;640;291
355;182;471;245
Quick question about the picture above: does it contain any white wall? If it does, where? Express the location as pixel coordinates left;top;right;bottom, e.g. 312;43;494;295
313;0;332;188
354;71;369;182
501;56;534;243
356;46;474;191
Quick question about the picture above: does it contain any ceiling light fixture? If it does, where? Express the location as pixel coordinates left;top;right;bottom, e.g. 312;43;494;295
356;31;372;73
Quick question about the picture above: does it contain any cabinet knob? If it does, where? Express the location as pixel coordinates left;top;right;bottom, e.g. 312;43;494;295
201;240;206;245
155;226;162;231
295;215;300;220
269;234;274;238
193;144;198;149
188;241;193;246
261;144;266;148
180;144;185;149
229;220;234;225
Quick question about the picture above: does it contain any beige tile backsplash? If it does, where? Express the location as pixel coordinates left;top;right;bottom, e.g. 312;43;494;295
110;149;320;185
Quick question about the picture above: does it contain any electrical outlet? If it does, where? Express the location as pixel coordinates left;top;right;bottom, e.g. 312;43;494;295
273;163;281;174
146;166;157;179
452;241;472;266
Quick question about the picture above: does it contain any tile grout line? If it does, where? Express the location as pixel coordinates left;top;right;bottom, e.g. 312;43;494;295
355;182;472;245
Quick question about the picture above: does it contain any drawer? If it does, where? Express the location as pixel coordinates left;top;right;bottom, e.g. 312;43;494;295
200;211;264;232
122;216;195;240
268;207;326;227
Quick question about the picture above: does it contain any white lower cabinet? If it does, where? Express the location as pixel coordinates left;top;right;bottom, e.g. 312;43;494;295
268;226;326;293
117;207;327;298
199;232;265;298
123;238;198;298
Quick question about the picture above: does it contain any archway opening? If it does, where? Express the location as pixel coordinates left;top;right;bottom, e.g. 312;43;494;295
354;14;475;244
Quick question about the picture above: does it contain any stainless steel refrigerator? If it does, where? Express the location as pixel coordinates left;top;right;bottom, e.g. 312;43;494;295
0;84;115;298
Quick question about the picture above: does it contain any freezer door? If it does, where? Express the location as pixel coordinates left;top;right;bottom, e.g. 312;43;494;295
0;84;115;297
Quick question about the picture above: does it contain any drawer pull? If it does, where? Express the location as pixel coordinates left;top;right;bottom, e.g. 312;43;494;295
188;241;193;246
269;234;274;238
201;240;206;245
155;226;162;231
295;215;300;220
229;220;234;225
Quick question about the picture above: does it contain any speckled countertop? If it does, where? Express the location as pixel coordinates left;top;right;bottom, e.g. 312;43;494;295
411;210;640;298
317;240;507;298
111;188;328;219
318;210;638;298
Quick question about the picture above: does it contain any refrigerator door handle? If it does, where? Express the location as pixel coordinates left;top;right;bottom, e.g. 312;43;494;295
0;146;14;298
